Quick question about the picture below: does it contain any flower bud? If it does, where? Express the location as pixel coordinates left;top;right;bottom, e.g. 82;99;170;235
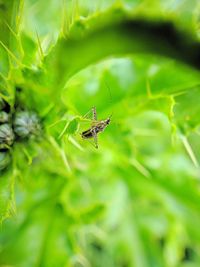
14;111;41;138
0;124;15;149
0;111;9;123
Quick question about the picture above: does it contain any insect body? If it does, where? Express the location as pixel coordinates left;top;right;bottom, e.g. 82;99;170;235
81;107;111;149
81;118;110;139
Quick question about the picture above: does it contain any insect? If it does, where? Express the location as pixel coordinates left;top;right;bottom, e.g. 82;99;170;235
81;106;111;149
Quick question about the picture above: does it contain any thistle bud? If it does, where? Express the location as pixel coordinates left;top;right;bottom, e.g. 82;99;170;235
14;111;41;139
0;124;15;149
0;111;9;124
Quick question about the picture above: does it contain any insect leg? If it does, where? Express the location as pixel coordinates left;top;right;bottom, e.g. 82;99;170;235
92;129;98;149
83;109;93;119
83;132;98;149
92;106;97;121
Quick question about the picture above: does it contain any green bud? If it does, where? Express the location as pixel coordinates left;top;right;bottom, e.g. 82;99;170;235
0;124;15;149
0;151;11;171
0;111;9;123
14;111;41;139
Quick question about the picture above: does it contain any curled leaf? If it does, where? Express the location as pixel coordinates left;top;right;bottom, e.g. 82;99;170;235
0;151;10;171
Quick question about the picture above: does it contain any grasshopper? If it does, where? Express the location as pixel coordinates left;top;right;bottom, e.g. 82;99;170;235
81;107;111;149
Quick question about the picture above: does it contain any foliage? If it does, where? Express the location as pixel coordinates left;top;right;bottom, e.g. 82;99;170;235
0;0;200;267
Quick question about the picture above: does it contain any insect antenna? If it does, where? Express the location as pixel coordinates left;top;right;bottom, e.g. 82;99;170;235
104;81;122;131
104;80;115;122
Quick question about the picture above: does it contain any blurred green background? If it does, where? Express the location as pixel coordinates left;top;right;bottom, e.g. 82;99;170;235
0;0;200;267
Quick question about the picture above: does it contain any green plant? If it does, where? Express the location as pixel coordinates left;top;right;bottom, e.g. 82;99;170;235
0;1;200;267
